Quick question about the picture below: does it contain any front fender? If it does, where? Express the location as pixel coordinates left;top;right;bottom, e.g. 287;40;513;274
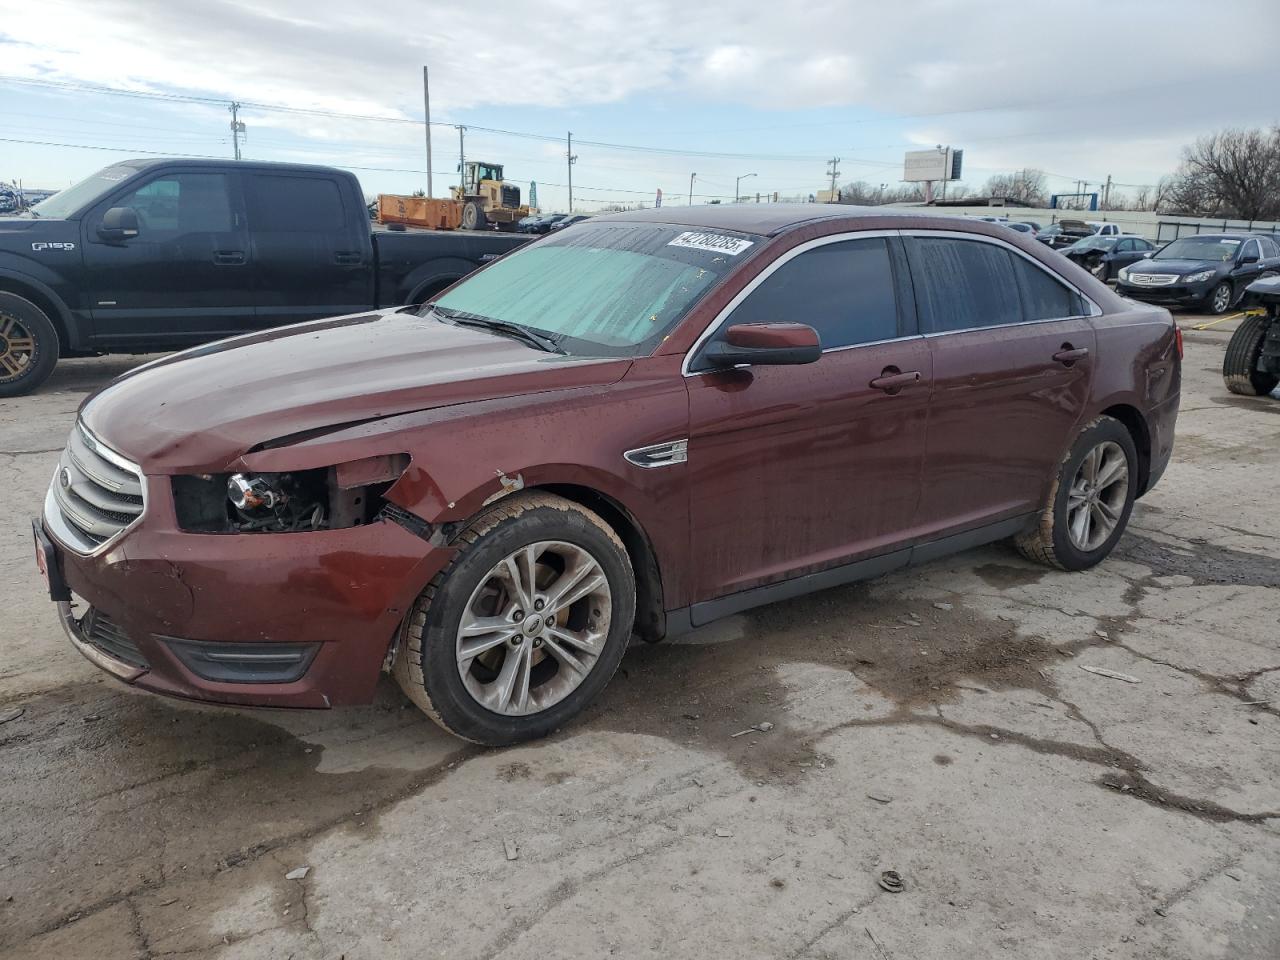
0;257;87;349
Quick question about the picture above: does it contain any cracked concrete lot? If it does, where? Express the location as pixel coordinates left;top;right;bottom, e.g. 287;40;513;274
2;317;1278;959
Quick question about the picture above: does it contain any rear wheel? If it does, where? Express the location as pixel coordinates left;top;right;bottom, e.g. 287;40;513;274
0;292;59;398
1015;416;1138;571
1207;281;1234;315
1223;314;1278;396
393;492;635;745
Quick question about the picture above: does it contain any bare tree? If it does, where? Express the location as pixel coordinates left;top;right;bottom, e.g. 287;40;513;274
838;181;924;205
1163;126;1280;219
981;168;1048;206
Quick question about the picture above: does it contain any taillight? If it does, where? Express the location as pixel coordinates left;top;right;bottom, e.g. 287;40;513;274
1174;325;1184;359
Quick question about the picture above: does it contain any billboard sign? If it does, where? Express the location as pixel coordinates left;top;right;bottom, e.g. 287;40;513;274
904;147;962;183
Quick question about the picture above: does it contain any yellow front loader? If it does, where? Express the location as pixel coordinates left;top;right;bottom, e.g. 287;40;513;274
451;161;531;232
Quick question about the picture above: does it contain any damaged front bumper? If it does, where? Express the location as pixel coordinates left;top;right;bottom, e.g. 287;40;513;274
39;491;451;709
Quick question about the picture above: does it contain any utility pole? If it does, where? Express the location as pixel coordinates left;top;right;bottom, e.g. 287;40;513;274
455;125;466;189
567;132;578;213
826;157;841;202
735;172;756;203
229;102;244;160
688;172;696;206
422;66;433;197
1103;174;1112;210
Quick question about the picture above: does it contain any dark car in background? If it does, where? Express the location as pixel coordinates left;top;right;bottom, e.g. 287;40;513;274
521;213;568;234
549;214;590;231
1117;233;1280;314
1061;235;1155;281
36;205;1180;746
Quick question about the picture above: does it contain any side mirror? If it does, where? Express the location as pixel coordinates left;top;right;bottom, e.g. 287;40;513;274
1239;253;1260;266
97;206;139;242
702;322;821;368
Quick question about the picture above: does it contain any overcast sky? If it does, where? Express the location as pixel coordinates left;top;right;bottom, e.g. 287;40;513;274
2;0;1278;211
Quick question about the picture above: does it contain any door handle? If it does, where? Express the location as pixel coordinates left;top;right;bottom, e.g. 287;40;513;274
212;250;246;265
869;367;923;393
1053;345;1089;365
334;251;363;265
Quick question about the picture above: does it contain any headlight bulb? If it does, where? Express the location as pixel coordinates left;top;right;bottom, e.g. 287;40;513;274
227;473;281;511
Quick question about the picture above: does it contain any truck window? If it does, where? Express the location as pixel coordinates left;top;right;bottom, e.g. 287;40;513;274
114;173;232;234
246;175;345;232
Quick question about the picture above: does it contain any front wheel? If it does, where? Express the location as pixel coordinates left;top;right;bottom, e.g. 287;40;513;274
393;492;635;745
1015;416;1138;571
1223;314;1279;396
1207;281;1234;315
0;292;59;397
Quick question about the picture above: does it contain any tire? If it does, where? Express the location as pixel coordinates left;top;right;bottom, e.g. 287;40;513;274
1015;416;1138;571
1223;314;1279;396
461;200;486;231
0;292;59;398
393;492;636;745
1206;281;1234;315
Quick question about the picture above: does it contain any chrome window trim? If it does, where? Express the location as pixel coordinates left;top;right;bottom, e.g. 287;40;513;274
1241;238;1262;263
43;422;148;558
682;229;903;377
681;227;1102;377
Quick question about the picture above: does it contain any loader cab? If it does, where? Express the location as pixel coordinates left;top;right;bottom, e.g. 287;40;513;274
462;162;504;195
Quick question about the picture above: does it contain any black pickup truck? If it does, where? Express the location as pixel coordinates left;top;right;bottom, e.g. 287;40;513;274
0;158;530;396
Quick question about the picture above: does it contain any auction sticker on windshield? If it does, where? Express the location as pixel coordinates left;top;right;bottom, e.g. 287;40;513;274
667;232;754;256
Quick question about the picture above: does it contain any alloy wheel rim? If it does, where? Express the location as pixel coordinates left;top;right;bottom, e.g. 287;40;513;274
1066;440;1129;552
1213;285;1231;312
455;540;611;716
0;314;35;381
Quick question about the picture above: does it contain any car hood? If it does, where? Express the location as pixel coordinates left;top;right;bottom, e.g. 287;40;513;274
80;309;631;474
1126;259;1224;276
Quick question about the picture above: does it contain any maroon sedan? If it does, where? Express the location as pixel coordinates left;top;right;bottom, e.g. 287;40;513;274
34;206;1180;745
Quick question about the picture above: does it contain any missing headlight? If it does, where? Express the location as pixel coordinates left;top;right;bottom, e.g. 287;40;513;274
173;455;409;534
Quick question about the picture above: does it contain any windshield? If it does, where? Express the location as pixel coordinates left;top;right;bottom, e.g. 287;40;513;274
31;165;135;219
431;222;758;357
1154;237;1242;262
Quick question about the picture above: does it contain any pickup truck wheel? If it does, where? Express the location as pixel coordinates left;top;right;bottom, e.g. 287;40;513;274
0;292;59;398
1207;281;1234;315
1223;314;1279;396
1015;416;1137;571
393;492;636;746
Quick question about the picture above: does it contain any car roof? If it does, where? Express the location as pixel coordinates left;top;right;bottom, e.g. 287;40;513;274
1173;232;1268;241
590;202;1003;237
120;158;350;177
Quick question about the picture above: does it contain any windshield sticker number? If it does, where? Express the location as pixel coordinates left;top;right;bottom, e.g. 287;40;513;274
667;232;754;256
1221;239;1240;246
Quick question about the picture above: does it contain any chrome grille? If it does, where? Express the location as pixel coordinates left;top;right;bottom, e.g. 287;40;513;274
1127;273;1179;287
80;607;150;669
45;423;145;554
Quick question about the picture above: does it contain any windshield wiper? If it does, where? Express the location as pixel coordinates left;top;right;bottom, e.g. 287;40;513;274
431;305;564;355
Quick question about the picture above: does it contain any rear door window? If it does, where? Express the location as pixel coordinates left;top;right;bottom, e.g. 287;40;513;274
907;237;1021;333
1009;256;1082;320
726;237;901;349
245;174;345;232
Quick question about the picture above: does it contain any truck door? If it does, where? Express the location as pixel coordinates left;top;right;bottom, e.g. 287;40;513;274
81;169;253;348
243;171;374;326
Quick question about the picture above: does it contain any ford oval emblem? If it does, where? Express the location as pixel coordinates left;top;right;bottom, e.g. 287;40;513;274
59;467;72;489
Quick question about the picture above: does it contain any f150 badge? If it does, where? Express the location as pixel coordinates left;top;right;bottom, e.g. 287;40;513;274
31;241;76;252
